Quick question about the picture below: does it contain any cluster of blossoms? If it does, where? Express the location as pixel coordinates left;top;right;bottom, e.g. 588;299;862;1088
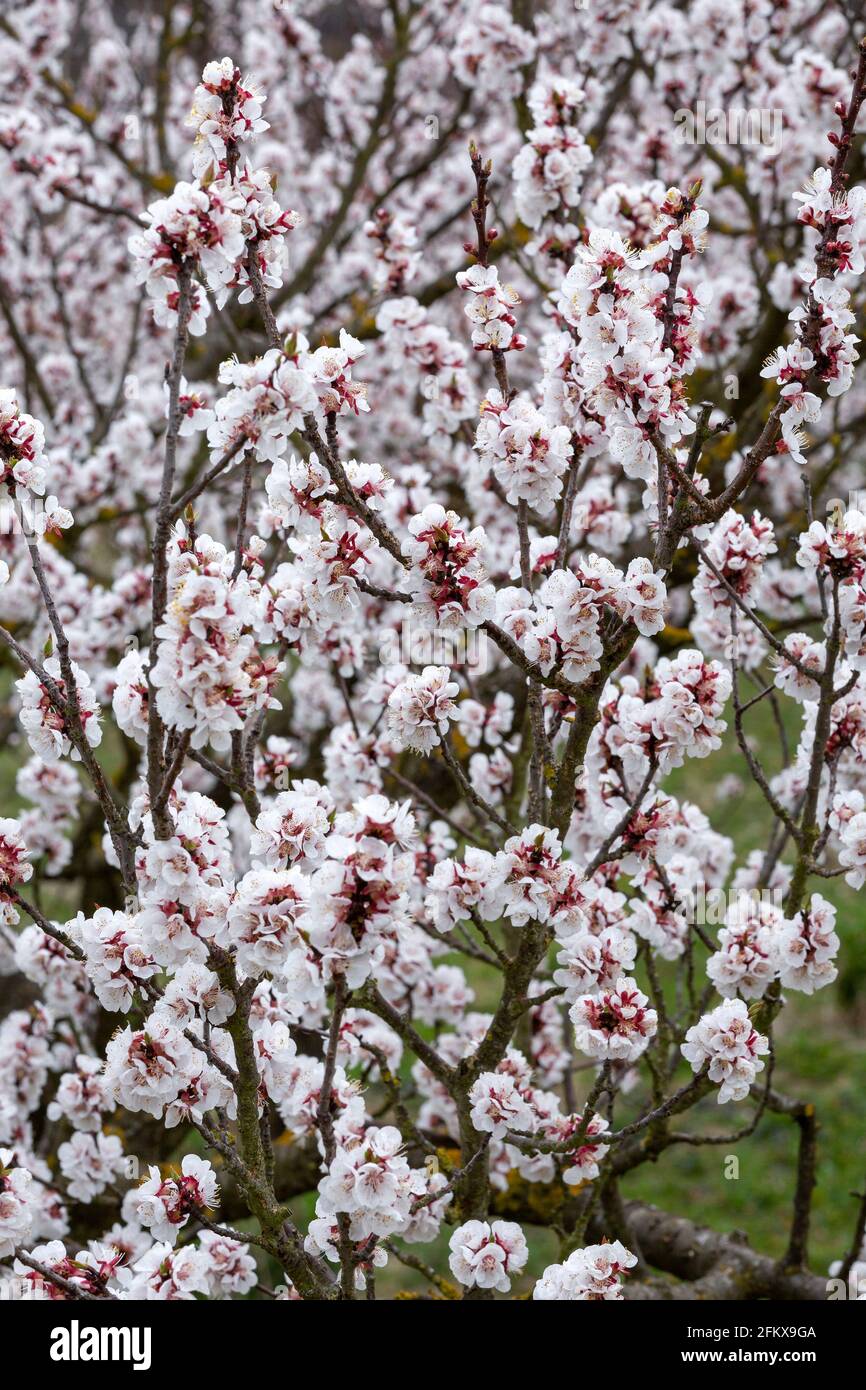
13;1240;126;1300
150;528;281;751
299;794;418;988
0;818;33;895
451;4;536;98
758;168;866;467
585;649;732;800
448;1219;528;1292
186;57;269;178
464;1054;606;1185
557;190;709;490
57;1131;125;1203
16;659;102;763
363;209;421;293
12;755;80;879
456;265;525;354
310;1126;451;1266
387;665;459;752
776;894;840;995
257;521;380;662
475;389;572;508
832;790;866;888
25;1228;260;1301
706;895;784;999
427;825;586;934
692;509;778;665
249;781;333;868
209;352;316;462
0;388;49;498
468;1071;534;1138
570;977;658;1063
682;999;770;1103
128;180;246;333
129;56;298;332
797;507;866;675
70;906;157;1013
103;1243;207;1299
103;1012;235;1127
793;168;866;275
707;891;839;999
46;1055;106;1132
129;1156;219;1245
774;631;827;704
553;909;637;1002
425;817;732;1003
512;79;593;230
210;331;369;467
0;1148;35;1257
402;504;494;630
456;690;514;749
493;555;667;692
460;1044;609;1189
533;1241;637;1300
